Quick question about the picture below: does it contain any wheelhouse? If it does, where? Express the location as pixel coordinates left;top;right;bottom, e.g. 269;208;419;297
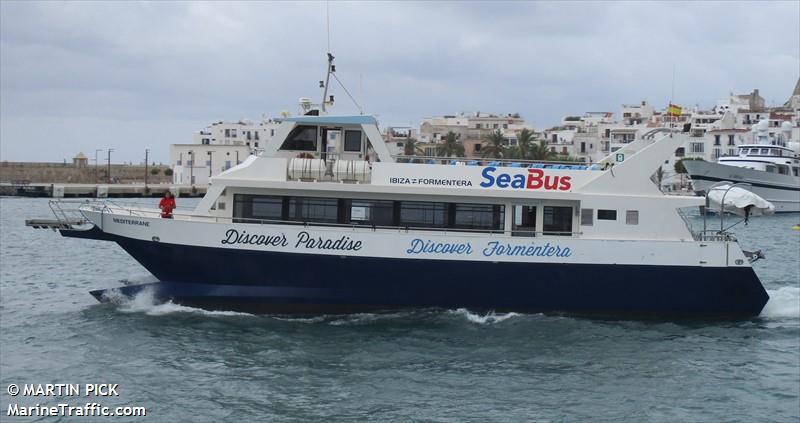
263;115;394;163
720;144;800;176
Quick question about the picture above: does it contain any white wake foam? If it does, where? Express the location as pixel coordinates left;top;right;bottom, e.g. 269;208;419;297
762;286;800;320
449;308;522;324
107;288;253;317
326;311;423;326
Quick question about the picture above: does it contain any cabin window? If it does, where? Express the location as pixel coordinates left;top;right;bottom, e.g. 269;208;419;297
597;209;617;220
344;130;362;152
765;165;776;174
280;125;317;151
512;205;537;237
399;201;448;228
542;206;572;236
580;208;593;226
287;197;339;223
233;194;283;223
625;210;639;225
453;204;504;231
348;200;394;226
760;148;769;155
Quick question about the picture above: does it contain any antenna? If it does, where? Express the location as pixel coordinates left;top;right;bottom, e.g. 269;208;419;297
326;0;331;53
317;1;363;115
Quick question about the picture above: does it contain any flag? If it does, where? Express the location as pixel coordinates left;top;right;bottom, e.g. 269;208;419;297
667;103;682;117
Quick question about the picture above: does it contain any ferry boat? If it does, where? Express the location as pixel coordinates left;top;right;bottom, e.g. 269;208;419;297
684;120;800;213
36;115;770;316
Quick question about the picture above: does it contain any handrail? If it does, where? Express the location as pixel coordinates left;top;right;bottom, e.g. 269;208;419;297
692;230;736;242
392;155;591;166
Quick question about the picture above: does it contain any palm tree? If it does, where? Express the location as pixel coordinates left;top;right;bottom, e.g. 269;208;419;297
402;137;424;162
481;129;506;159
516;128;534;160
528;140;555;161
437;131;465;157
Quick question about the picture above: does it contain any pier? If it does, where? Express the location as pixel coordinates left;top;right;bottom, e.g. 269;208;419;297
0;182;207;198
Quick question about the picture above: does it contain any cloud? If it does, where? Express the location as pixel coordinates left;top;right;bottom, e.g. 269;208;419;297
1;1;798;162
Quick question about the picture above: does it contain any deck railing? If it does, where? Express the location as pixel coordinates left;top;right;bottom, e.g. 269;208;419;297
392;155;596;169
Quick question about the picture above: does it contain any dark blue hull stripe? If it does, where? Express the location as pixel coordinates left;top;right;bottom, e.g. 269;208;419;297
91;235;771;316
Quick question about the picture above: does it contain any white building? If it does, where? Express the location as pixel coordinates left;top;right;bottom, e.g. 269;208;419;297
171;119;281;185
418;112;533;158
382;126;419;157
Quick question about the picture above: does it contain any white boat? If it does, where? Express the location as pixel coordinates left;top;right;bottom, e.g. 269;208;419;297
684;120;800;213
33;114;770;317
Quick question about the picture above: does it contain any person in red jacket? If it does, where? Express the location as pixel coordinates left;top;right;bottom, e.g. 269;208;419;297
159;191;176;219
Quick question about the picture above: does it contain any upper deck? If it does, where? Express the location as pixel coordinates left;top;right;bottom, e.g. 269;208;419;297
176;116;706;242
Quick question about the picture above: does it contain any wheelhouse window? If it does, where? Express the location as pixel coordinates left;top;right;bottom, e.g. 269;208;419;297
349;200;394;226
280;125;318;151
344;130;362;152
399;201;448;228
453;204;504;231
233;194;283;223
542;206;572;236
287;197;339;223
597;209;617;220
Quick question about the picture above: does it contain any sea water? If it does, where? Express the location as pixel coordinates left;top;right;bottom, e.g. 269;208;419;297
1;197;798;422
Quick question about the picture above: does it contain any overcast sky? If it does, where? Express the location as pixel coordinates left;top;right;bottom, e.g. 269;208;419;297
1;1;798;163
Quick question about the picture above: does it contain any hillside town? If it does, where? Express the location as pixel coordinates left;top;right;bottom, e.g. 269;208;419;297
169;79;800;191
4;81;797;195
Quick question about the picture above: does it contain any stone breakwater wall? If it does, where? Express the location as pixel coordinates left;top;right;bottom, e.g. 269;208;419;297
0;162;172;184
